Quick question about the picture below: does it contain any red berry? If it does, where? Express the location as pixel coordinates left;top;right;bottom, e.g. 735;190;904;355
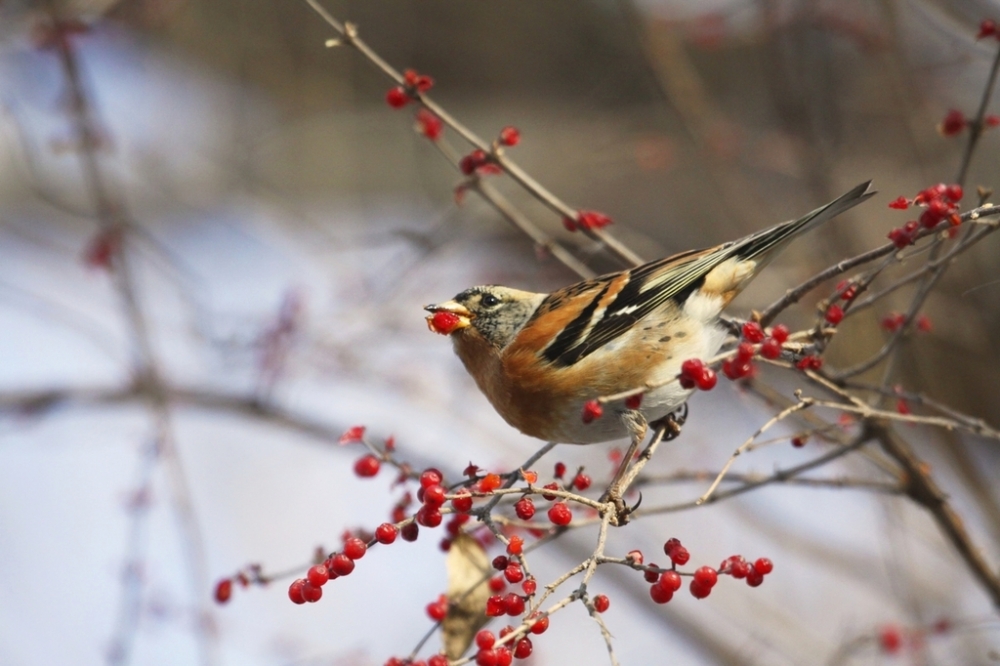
664;538;681;555
522;578;537;595
593;594;610;612
945;184;963;202
760;338;782;359
670;546;690;566
307;565;330;587
987;114;1000;128
301;581;322;603
576;210;613;230
939;109;967;137
478;473;502;493
978;19;997;39
791;435;807;448
554;462;566;479
735;342;755;362
344;538;367;560
476;648;498;666
486;594;507;616
881;312;906;332
917;314;933;332
837;280;858;300
507;535;524;555
770;324;790;343
401;522;420;542
888;196;909;210
649;584;673;604
659;570;682;592
214;579;233;604
754;557;773;575
627;549;644;565
548;502;572;526
530;614;550;634
376;522;398;544
386;87;409;108
514;637;533;659
541;482;559;501
581;400;603;424
681;358;705;381
426;596;448;621
416;505;443;527
625;392;643;409
492;555;509;571
499;126;521;147
572;473;592;491
489;576;506;593
730;558;750;579
494;646;512;666
504;563;524;584
354;454;381;478
879;625;903;654
288;579;307;604
742;321;765;343
339;425;366;443
825;304;844;325
694;566;718;588
420;469;444;489
795;355;823;371
429;655;448;666
746;567;764;587
452;489;473;513
697;368;718;390
416;109;443;140
722;358;752;380
514;497;535;520
643;565;660;583
423;484;446;507
689;579;712;599
476;629;496;650
505;593;525;616
329;553;355;576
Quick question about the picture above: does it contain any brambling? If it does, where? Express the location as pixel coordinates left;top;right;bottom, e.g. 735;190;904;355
425;182;874;447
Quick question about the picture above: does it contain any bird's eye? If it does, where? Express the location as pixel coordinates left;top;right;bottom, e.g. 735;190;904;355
480;293;501;308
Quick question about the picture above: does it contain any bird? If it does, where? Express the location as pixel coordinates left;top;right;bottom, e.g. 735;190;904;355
425;182;874;449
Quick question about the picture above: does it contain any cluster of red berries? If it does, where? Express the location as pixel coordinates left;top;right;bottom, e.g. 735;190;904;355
469;627;534;665
386;69;435;108
880;312;933;334
563;210;614;233
288;535;370;604
458;149;502;177
679;358;718;390
887;183;963;248
795;355;823;371
632;540;773;604
741;321;789;361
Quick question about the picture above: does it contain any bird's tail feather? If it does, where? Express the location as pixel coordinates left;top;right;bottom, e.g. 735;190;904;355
736;181;876;262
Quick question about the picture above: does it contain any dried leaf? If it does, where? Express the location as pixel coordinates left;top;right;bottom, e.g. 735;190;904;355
442;533;490;660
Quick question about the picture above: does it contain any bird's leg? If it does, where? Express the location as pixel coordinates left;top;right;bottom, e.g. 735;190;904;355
602;410;647;526
603;403;688;526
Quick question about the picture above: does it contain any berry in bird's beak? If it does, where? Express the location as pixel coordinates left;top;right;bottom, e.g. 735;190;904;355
424;302;472;335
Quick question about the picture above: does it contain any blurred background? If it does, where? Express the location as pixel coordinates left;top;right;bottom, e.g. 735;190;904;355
1;0;999;664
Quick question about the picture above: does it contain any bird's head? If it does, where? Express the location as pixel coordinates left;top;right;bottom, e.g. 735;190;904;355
425;286;544;349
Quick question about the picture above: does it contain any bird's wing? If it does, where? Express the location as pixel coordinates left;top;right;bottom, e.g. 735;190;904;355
525;246;727;368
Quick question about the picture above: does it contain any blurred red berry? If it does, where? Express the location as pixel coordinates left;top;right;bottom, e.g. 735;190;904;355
888;196;909;210
939;109;967;137
978;19;997;39
499;126;521;146
416;109;443;140
581;400;603;424
214;579;233;604
593;594;610;612
548;502;572;526
386;87;409;108
354;454;381;478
